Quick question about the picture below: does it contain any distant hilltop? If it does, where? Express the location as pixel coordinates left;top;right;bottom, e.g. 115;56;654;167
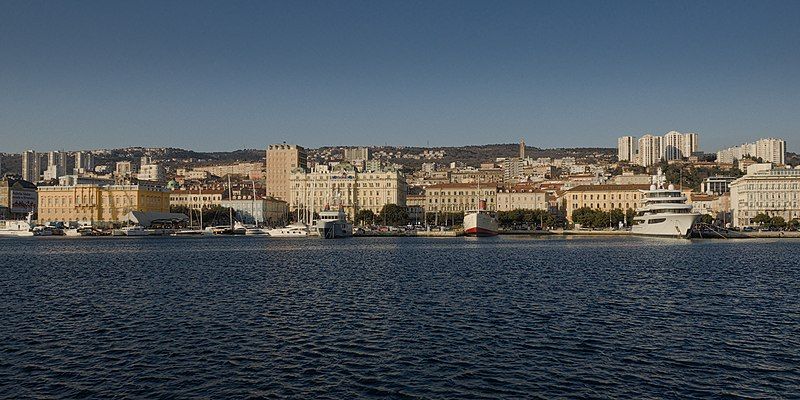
0;144;617;175
5;144;795;176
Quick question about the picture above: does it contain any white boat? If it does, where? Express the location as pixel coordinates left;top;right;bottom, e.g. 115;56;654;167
65;226;97;236
632;169;700;238
205;222;247;235
313;209;353;239
172;228;204;236
245;227;269;235
267;223;310;238
113;225;149;236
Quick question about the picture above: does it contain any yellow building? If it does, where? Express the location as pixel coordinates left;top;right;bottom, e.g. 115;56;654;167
37;184;170;225
267;144;307;201
169;189;225;210
425;183;497;213
563;184;650;221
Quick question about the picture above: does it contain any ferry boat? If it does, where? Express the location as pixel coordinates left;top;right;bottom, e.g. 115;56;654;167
267;223;310;238
464;200;499;236
313;209;353;239
632;169;700;238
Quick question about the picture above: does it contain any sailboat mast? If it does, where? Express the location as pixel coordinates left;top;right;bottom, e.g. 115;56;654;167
251;180;257;227
199;186;203;229
228;174;234;229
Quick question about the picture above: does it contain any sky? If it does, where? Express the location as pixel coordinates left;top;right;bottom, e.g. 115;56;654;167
1;0;798;153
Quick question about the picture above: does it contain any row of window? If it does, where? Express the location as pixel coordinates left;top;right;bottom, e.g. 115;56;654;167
572;193;640;201
572;203;634;209
743;183;800;190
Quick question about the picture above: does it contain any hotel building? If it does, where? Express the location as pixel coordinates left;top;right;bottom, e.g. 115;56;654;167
729;165;800;227
289;163;406;219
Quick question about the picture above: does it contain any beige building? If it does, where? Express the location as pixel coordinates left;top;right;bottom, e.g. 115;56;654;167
689;193;731;217
450;168;503;184
406;194;426;222
37;183;170;225
169;189;225;210
267;144;307;201
729;166;800;227
425;183;497;213
191;162;265;179
137;163;166;183
289;163;406;219
563;184;651;221
497;187;548;211
220;196;289;226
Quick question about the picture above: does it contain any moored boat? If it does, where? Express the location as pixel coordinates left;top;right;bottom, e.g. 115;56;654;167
267;223;310;237
313;209;353;239
631;169;700;238
464;199;498;236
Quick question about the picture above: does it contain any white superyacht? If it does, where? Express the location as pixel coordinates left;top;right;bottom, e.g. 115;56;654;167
632;169;700;238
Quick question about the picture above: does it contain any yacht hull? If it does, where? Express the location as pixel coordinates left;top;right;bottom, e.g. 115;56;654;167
632;213;699;238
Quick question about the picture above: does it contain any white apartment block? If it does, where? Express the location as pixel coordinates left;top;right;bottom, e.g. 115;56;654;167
729;165;800;227
617;136;635;162
716;138;786;165
637;134;663;167
620;131;700;166
137;163;166;183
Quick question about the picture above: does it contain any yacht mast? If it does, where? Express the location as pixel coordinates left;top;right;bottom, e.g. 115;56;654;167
227;175;234;229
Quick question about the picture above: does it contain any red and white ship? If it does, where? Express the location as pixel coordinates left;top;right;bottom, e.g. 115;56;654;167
464;200;499;236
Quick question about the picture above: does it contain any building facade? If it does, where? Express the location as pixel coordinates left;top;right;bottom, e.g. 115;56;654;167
0;177;37;219
717;138;786;165
220;196;289;226
343;147;370;162
729;166;800;227
267;144;307;201
496;187;548;212
169;189;225;210
289;163;407;220
637;134;663;167
137;163;167;183
617;136;635;162
563;184;651;221
74;151;94;174
37;183;170;225
424;183;497;213
21;150;39;183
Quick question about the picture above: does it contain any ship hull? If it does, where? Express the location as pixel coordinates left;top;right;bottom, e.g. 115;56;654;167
631;213;699;238
464;212;499;236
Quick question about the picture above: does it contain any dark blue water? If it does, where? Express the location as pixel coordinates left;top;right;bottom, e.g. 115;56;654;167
1;236;799;398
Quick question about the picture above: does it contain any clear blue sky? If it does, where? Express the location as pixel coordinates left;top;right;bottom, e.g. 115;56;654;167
1;0;798;153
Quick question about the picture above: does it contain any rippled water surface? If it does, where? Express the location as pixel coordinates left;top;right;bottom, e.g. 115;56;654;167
1;236;799;398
